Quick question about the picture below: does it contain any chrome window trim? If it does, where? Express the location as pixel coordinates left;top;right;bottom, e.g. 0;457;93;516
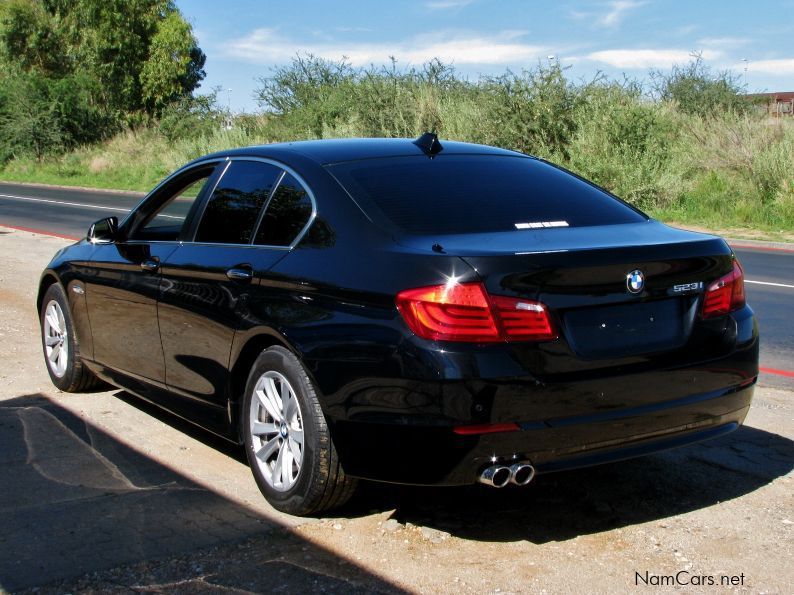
125;155;318;251
204;156;317;250
123;239;291;251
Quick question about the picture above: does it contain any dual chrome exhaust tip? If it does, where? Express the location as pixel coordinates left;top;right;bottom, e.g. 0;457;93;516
478;462;535;488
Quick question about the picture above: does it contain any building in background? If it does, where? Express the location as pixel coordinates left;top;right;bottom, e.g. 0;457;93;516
747;92;794;117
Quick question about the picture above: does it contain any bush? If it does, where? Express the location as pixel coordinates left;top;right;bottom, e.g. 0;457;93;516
651;56;750;117
256;54;356;138
159;91;222;142
478;63;581;159
567;82;680;209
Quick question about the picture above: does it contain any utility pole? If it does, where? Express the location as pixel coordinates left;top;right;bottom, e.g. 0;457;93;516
741;59;748;91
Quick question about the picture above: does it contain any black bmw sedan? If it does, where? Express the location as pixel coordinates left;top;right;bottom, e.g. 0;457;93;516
38;134;758;515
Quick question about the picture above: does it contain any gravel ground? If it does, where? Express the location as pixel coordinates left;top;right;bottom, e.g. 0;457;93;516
0;226;791;594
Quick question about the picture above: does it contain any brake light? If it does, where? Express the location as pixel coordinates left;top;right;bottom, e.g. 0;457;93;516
395;282;556;343
701;260;745;318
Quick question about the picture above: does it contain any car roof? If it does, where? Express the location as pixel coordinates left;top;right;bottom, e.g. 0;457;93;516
195;137;525;167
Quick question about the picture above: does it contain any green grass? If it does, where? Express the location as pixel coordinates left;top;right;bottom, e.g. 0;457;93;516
0;129;170;191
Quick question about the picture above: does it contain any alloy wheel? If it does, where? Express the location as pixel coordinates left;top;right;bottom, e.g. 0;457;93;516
249;370;304;491
43;300;68;378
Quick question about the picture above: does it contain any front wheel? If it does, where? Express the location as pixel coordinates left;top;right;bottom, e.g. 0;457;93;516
40;283;101;392
242;346;357;516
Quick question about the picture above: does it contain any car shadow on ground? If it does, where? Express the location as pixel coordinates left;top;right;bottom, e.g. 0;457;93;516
111;387;794;545
0;393;401;593
346;424;793;543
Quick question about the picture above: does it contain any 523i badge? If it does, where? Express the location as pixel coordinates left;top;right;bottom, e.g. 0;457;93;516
673;281;704;293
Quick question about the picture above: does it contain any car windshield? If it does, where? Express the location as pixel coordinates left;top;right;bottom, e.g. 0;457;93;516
329;155;646;235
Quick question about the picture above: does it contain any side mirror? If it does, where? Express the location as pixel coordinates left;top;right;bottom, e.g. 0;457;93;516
87;216;118;243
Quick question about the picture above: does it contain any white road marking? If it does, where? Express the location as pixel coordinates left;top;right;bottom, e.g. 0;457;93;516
0;192;127;212
0;192;182;219
745;280;794;289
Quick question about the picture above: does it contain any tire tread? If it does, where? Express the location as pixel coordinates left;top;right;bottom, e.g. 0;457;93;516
244;346;356;516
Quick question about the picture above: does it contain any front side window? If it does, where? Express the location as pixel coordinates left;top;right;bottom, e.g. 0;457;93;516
194;161;282;245
130;169;214;241
254;173;313;247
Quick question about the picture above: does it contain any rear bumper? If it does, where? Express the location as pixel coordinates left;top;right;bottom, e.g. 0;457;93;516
316;305;758;485
330;382;753;485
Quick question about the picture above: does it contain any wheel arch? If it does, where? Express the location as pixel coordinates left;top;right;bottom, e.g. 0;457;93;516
37;271;61;315
228;330;300;442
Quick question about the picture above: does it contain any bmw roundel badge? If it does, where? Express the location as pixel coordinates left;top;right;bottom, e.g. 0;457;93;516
626;269;645;294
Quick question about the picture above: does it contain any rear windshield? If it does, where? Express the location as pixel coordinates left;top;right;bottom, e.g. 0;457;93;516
329;155;646;235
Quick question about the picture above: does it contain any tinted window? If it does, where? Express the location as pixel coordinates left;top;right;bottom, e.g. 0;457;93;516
254;173;313;247
131;171;212;241
330;155;645;235
195;161;282;244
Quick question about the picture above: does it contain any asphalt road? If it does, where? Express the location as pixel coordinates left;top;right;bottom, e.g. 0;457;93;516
1;181;791;388
0;182;143;237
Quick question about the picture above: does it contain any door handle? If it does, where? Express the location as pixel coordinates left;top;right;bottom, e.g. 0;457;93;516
141;258;160;273
226;267;253;282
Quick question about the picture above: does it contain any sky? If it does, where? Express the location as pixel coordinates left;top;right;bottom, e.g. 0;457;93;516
176;0;794;113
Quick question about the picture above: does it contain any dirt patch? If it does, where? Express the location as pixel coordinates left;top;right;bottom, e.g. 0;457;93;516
89;155;111;174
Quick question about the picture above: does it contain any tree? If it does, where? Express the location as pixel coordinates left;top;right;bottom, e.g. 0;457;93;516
0;71;65;161
0;0;67;74
0;0;206;118
140;11;206;114
0;0;206;159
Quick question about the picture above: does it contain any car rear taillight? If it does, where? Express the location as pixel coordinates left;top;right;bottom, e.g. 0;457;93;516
395;282;556;343
395;282;501;342
490;295;557;341
701;259;746;318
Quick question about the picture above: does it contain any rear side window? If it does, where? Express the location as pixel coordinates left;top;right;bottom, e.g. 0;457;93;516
195;161;282;244
330;155;646;235
254;173;313;247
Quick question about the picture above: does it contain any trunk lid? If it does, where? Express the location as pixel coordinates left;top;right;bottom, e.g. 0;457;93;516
401;221;734;368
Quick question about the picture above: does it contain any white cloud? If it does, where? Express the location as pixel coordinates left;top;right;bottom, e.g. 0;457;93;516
224;28;549;67
568;1;646;29
598;1;646;27
587;48;721;69
744;58;794;75
426;0;474;9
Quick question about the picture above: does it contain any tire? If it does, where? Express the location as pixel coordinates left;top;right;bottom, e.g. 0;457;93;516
242;346;357;516
40;283;102;392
